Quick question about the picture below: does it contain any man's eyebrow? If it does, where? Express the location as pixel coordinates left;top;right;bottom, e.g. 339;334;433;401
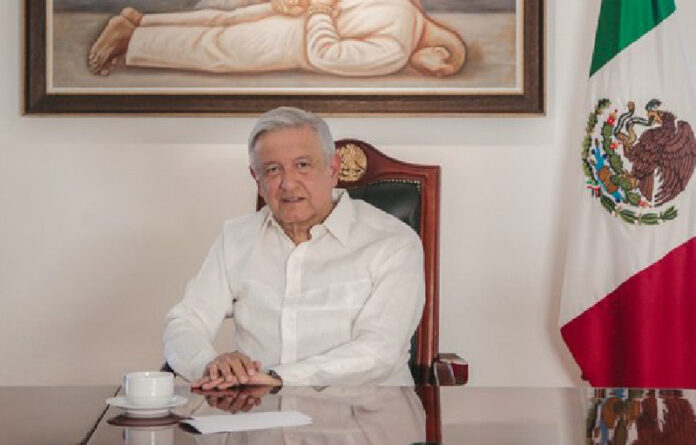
259;156;313;167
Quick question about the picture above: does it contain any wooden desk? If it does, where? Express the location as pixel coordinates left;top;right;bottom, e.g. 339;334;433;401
90;386;428;444
2;386;695;444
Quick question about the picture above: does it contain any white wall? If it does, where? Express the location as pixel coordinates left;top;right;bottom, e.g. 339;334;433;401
1;0;695;386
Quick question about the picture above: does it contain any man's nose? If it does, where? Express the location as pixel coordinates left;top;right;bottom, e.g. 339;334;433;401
279;168;299;189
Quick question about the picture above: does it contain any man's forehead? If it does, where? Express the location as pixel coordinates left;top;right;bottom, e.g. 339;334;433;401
257;124;318;142
254;126;324;160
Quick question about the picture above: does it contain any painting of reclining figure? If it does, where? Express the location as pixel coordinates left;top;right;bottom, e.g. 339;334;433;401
49;0;519;93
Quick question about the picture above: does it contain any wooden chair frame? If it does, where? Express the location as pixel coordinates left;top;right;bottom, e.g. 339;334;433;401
332;139;467;385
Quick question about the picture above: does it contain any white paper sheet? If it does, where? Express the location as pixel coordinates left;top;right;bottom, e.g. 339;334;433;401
180;411;312;434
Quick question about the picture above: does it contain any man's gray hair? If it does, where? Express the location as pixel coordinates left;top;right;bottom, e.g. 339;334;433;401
248;107;335;167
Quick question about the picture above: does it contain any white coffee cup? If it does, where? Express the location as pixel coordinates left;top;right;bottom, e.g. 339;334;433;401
123;371;174;408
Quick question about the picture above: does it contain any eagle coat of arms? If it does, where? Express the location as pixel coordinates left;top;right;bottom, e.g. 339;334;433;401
582;99;696;225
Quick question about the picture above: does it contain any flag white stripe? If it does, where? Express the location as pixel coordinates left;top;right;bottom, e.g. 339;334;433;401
560;13;696;325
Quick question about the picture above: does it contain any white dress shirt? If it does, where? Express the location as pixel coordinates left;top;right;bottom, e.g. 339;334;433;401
163;189;425;385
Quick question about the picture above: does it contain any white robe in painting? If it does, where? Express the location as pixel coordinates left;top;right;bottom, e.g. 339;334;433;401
125;0;426;76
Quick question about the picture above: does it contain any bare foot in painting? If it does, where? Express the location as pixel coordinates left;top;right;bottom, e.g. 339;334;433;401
100;55;124;76
88;15;135;76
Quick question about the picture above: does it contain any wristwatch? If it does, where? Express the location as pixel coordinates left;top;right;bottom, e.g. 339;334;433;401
267;369;283;393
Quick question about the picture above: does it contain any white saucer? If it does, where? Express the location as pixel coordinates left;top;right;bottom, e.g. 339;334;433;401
106;395;188;418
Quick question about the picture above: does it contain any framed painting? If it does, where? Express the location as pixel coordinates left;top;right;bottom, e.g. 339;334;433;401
24;0;545;115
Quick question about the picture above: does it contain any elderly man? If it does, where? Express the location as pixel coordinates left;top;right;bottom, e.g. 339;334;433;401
164;107;425;389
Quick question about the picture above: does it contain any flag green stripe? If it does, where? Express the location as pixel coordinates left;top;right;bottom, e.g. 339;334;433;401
590;0;676;76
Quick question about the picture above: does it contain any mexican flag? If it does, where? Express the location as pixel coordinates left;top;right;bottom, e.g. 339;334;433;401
560;0;696;387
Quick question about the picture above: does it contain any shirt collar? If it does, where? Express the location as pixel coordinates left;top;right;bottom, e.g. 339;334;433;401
261;205;283;238
260;189;353;246
322;189;353;247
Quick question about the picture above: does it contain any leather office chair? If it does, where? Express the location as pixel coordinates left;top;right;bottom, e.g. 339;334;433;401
328;139;467;386
327;139;467;444
164;139;468;387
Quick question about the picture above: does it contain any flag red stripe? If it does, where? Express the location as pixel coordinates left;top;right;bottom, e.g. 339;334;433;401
561;236;696;387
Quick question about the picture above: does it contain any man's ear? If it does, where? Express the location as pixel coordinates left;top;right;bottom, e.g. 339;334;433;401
328;152;341;186
249;165;261;187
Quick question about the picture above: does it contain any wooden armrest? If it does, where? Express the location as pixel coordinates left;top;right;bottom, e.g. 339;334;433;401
433;353;468;386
